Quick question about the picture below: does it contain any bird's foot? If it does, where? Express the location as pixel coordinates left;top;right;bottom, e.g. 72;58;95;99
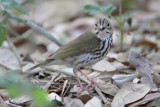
78;70;101;90
86;80;101;90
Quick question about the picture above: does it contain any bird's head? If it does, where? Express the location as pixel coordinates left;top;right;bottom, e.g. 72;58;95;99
94;18;112;39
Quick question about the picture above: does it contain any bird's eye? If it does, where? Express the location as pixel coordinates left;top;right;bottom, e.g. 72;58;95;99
95;24;97;26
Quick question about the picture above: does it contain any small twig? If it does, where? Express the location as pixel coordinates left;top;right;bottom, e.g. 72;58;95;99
43;73;61;91
60;80;68;97
44;67;111;105
8;13;63;46
63;82;71;97
6;36;23;67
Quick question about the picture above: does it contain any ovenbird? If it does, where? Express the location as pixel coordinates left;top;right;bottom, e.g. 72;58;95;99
27;18;113;91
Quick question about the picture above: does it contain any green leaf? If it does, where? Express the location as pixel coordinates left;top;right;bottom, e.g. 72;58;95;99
113;16;121;23
155;99;160;107
0;24;7;46
101;4;116;15
31;88;49;107
7;85;21;97
0;68;49;106
84;4;100;15
3;4;13;10
14;8;28;15
9;1;21;8
125;12;135;19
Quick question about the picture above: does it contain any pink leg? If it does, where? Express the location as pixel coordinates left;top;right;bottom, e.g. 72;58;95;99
78;70;100;89
74;72;85;90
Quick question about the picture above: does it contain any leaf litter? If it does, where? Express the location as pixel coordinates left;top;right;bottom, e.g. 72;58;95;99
1;0;160;107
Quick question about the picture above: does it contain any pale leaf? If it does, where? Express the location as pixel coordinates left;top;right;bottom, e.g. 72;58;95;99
111;83;150;107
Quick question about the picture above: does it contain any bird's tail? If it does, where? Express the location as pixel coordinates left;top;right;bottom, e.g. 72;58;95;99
26;59;53;72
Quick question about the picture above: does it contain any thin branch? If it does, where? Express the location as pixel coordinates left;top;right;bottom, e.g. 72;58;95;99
6;36;23;67
43;73;61;91
8;13;63;46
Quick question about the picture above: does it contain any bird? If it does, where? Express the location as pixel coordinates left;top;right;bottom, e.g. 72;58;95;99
26;18;113;91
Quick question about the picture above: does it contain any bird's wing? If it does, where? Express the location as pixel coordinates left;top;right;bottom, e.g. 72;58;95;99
49;31;100;59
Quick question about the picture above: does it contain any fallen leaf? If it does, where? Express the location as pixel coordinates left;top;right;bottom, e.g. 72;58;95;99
111;83;150;107
48;92;62;102
85;96;102;107
9;95;31;106
101;83;119;96
136;40;157;48
22;63;41;74
107;52;128;63
152;64;160;73
77;94;92;104
111;61;128;71
92;59;116;72
128;51;157;88
128;92;160;107
66;99;84;107
0;48;20;70
0;89;9;98
64;97;72;106
146;52;160;65
153;72;160;87
112;74;137;86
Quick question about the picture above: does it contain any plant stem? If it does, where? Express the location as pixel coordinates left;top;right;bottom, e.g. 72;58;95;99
119;0;123;52
120;24;123;52
7;13;63;46
119;0;122;17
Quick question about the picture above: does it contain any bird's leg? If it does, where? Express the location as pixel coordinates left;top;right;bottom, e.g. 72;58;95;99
73;72;85;91
78;70;100;89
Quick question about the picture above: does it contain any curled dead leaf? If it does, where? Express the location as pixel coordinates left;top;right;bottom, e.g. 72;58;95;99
128;51;156;88
112;74;137;86
111;83;150;107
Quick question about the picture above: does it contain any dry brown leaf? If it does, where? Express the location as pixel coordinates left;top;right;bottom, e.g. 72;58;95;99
136;40;157;47
128;51;156;88
101;83;119;96
22;63;41;74
153;72;160;87
128;92;160;107
77;94;92;104
0;48;20;70
92;59;116;72
66;99;84;107
111;61;128;71
152;64;160;73
8;95;31;106
64;97;72;106
111;83;150;107
85;96;102;107
107;52;128;63
146;52;160;65
0;89;9;98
